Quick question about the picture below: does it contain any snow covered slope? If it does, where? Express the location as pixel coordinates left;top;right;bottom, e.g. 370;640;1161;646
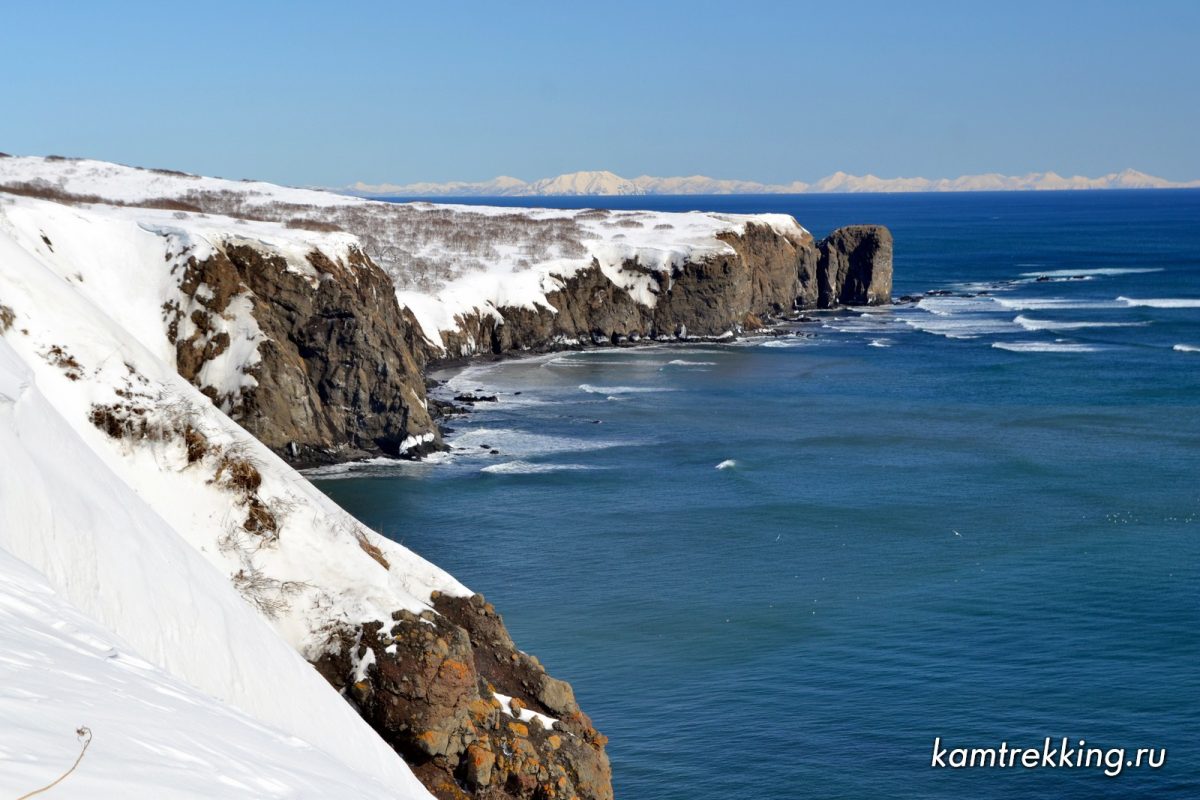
0;156;810;353
387;202;806;349
0;546;414;799
0;192;474;795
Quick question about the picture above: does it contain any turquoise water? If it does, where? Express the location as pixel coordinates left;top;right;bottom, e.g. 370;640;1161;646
317;191;1200;798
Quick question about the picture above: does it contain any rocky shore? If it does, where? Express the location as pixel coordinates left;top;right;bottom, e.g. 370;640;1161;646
1;156;892;800
178;220;892;470
166;218;890;800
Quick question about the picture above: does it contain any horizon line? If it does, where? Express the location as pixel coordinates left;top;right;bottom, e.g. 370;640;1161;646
343;167;1200;198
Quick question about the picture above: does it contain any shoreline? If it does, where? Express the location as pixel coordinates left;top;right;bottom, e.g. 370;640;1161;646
302;313;841;476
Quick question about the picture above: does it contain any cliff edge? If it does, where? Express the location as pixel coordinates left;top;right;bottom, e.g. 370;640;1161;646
0;155;893;800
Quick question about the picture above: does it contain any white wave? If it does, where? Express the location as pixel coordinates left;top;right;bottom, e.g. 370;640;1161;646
992;341;1106;353
991;297;1126;311
481;461;596;475
547;358;667;367
1118;296;1200;309
1019;267;1163;278
903;315;1021;339
950;281;1017;293
756;337;815;348
1174;344;1200;353
1013;315;1146;331
579;383;673;394
868;338;892;348
1015;275;1095;283
450;427;620;456
303;454;450;480
823;314;902;333
665;359;716;366
916;296;999;315
715;459;737;470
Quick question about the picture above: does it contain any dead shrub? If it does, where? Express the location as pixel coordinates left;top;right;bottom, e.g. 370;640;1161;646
0;304;14;333
231;565;306;618
183;425;209;463
141;197;203;213
0;180;106;206
355;530;391;570
243;497;279;536
89;405;126;438
285;217;342;233
44;344;83;379
215;453;263;494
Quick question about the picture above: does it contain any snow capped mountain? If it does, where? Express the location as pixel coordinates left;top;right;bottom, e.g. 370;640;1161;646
345;167;1200;197
526;170;643;195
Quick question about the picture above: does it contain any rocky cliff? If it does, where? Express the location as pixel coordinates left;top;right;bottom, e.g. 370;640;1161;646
432;223;892;358
160;218;891;466
166;242;438;467
1;157;893;800
314;594;611;800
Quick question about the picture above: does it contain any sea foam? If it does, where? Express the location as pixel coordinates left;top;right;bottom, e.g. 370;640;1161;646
1019;267;1163;278
1013;315;1146;331
992;341;1106;353
579;383;674;394
1118;296;1200;308
481;461;596;475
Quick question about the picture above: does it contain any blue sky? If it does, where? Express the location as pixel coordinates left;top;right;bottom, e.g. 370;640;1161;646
2;1;1197;185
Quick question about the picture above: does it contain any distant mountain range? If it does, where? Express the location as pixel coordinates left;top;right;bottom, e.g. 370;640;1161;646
345;168;1200;197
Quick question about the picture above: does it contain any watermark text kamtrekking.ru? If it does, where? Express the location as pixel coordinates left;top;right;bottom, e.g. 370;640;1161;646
931;737;1166;778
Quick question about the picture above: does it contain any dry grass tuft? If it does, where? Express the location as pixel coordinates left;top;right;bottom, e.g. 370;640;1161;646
183;425;209;463
355;530;391;570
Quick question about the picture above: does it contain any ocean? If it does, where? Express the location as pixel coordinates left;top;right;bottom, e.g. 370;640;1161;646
315;190;1200;798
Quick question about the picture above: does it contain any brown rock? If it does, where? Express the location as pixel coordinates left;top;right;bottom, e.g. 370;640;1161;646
464;743;496;787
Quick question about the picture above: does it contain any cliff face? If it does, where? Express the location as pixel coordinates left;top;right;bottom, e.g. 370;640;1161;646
315;594;611;800
2;160;894;800
817;225;894;307
167;243;440;466
161;220;889;800
431;223;892;357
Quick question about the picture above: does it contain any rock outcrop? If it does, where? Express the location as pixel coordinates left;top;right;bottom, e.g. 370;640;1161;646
158;218;889;800
166;244;439;466
2;159;895;800
431;223;892;357
314;593;611;800
817;225;894;307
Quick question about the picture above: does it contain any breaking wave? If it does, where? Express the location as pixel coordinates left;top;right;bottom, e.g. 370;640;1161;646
481;461;597;475
1117;296;1200;308
1013;315;1146;331
579;383;674;394
1019;267;1163;278
992;341;1106;353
